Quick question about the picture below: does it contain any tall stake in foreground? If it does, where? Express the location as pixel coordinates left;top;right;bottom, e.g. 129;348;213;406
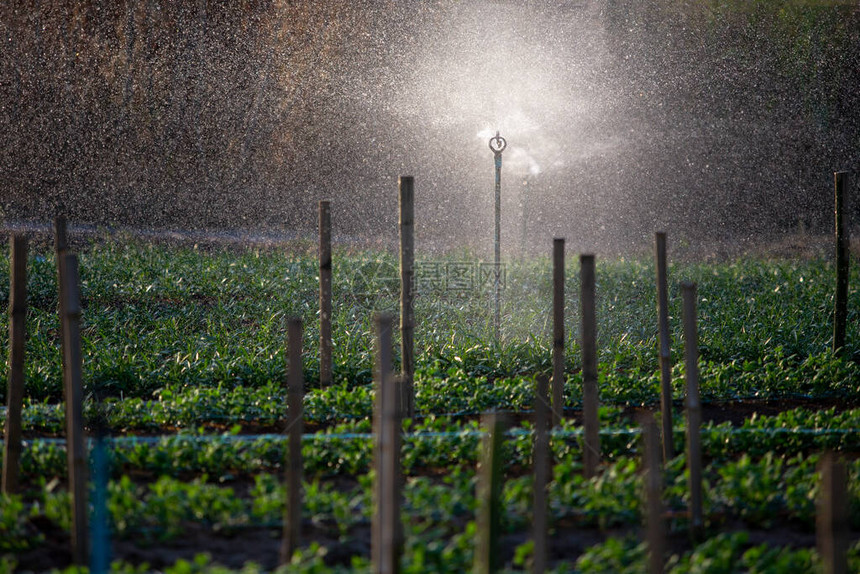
642;415;665;574
62;254;89;565
475;412;509;574
2;235;27;494
280;318;304;563
817;453;848;574
399;176;415;417
833;171;849;354
682;282;704;541
552;238;565;427
372;314;402;574
532;376;551;574
655;231;674;461
319;201;333;386
580;254;600;478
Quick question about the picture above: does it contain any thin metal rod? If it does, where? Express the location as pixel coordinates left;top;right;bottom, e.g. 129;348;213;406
319;201;333;386
655;232;674;462
399;176;415;417
488;132;506;341
494;154;502;340
2;235;27;494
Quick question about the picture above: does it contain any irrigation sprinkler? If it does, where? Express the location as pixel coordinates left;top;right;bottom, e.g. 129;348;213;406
489;131;507;340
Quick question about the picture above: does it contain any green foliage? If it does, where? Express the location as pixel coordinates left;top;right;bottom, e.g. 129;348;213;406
1;246;858;412
710;453;818;528
3;245;860;571
0;494;32;551
667;532;820;573
575;536;646;573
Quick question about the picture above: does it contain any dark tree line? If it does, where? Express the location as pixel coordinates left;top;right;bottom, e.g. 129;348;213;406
597;0;860;242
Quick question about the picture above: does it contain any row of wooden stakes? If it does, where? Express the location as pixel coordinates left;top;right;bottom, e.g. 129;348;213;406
0;165;853;573
1;217;91;566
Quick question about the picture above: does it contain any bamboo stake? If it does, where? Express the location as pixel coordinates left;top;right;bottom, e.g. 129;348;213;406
580;254;600;478
372;314;402;574
54;216;69;374
475;412;509;574
833;172;849;354
532;376;551;574
655;232;674;461
817;452;848;574
319;201;333;387
399;176;415;418
62;253;89;565
682;282;704;541
641;415;665;574
280;318;304;563
552;238;565;427
2;235;27;494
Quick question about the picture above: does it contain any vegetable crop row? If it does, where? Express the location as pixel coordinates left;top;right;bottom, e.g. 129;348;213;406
4;406;860;480
4;350;859;436
0;243;856;406
7;533;860;574
4;452;860;571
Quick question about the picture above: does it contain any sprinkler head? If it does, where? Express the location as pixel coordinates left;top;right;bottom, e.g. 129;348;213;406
489;131;507;155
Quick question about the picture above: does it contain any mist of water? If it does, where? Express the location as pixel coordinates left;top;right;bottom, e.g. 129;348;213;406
1;1;858;255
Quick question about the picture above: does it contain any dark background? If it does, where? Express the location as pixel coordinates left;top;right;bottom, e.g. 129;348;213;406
1;0;858;253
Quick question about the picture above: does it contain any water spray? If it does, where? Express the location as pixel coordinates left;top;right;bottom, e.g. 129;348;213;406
489;131;507;339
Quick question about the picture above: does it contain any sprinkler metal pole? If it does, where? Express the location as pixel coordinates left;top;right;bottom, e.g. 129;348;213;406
489;131;507;340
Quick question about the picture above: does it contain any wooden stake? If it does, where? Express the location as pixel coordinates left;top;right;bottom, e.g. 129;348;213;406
475;412;509;574
2;235;27;494
372;314;402;574
682;282;704;541
817;453;848;574
655;232;674;461
319;201;333;387
552;238;565;427
580;254;600;478
399;176;415;418
54;216;69;373
62;253;89;565
280;318;304;564
833;172;849;354
641;415;665;574
532;376;551;574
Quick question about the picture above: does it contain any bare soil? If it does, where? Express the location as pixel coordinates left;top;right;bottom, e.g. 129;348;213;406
13;518;860;572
